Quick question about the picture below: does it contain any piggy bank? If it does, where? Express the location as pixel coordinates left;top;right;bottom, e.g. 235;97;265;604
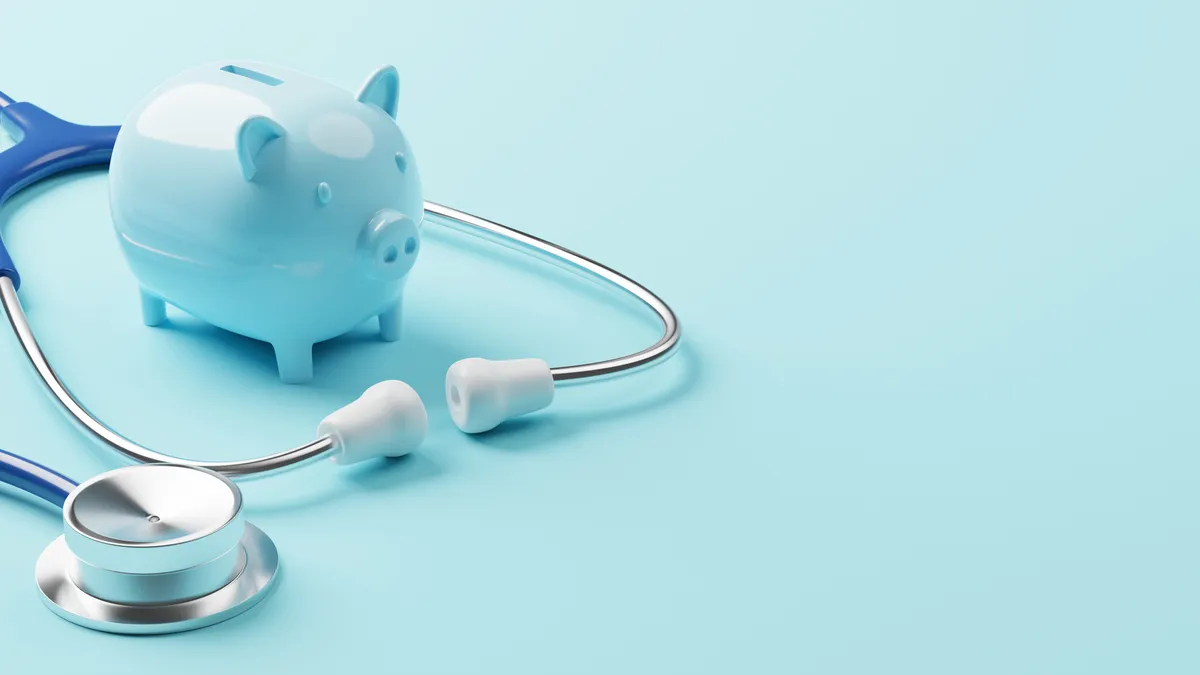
109;62;422;383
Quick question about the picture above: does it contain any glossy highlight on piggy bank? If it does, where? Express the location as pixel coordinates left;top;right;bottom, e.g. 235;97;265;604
109;62;423;382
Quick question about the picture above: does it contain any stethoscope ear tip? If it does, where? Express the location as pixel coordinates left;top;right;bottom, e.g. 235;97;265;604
321;380;428;465
446;357;555;434
317;357;558;460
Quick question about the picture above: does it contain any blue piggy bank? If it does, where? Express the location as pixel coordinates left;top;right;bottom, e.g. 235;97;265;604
109;62;422;382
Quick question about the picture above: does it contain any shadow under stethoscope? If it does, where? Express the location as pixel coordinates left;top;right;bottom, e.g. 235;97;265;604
0;485;64;524
0;165;700;516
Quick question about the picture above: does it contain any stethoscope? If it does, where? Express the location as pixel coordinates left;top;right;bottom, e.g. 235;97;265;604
0;88;679;633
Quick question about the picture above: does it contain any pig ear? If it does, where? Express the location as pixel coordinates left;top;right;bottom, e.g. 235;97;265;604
355;65;400;119
235;115;286;181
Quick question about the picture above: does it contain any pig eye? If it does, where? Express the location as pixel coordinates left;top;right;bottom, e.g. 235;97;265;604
316;182;332;205
394;152;408;174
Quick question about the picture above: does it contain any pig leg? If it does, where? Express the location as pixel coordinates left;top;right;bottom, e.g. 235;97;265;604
273;342;314;384
139;288;167;327
378;299;403;342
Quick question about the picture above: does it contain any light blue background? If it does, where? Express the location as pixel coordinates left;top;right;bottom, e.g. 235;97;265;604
0;1;1196;673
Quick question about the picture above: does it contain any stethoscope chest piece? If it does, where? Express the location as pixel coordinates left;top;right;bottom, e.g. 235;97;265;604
35;464;279;634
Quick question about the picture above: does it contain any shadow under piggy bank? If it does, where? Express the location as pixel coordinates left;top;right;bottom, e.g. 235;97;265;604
154;315;465;407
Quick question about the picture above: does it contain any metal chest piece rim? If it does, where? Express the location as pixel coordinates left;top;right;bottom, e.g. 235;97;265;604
35;464;280;635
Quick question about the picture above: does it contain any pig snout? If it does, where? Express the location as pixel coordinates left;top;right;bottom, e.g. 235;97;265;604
359;208;419;280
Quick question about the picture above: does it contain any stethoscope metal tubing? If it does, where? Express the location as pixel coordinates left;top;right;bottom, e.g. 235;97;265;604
0;275;337;478
0;143;679;479
423;202;680;383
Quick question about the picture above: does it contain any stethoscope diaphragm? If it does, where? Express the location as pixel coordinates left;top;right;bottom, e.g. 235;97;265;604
35;464;279;634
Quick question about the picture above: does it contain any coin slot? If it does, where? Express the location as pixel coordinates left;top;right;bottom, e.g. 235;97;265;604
220;65;283;87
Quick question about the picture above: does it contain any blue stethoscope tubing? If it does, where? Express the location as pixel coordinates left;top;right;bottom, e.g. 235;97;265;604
0;91;117;508
0;90;120;289
0;449;77;507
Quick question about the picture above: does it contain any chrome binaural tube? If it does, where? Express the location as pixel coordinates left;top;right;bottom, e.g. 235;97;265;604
0;202;679;478
0;276;336;479
423;201;680;383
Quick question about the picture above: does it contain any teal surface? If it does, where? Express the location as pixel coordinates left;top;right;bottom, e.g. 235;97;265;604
0;1;1195;673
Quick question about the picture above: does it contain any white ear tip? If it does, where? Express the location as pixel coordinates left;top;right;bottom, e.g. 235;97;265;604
446;358;555;434
319;380;427;465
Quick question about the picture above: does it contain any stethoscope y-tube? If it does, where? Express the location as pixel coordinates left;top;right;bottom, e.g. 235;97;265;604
0;90;679;479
